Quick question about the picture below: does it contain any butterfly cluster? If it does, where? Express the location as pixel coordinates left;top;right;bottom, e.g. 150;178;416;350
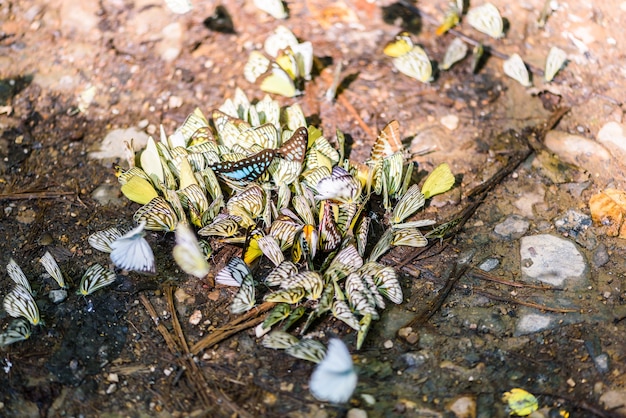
243;26;313;97
384;2;568;85
0;251;121;347
115;89;455;355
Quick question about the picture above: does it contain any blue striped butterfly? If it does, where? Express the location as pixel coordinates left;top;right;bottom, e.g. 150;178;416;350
210;149;276;184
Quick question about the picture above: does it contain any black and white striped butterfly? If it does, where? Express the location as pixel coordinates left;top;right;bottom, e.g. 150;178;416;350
214;257;252;287
210;149;277;184
3;285;41;326
78;264;117;296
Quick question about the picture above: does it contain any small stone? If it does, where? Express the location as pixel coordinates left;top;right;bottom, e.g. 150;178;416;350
168;95;183;109
107;373;119;383
554;209;592;238
592;244;609;267
593;353;610;374
189;310;202;325
516;313;552;334
49;289;68;304
520;234;588;287
347;408;367;418
479;258;499;272
360;394;376;406
440;114;459;131
89;127;150;161
91;184;124;206
494;215;529;240
106;383;117;394
597;121;626;162
600;390;626;415
446;395;476;418
566;378;576;387
383;340;393;349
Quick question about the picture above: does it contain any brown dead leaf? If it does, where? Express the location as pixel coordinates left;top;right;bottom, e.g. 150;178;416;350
589;188;626;238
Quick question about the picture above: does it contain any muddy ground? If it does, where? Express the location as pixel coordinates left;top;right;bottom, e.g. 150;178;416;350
1;0;626;417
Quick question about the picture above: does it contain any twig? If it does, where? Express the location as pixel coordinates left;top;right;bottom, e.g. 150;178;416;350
474;289;578;313
0;190;75;200
402;257;472;329
190;301;276;355
467;268;562;290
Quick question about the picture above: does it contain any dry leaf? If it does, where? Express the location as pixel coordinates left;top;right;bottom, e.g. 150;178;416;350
589;188;626;238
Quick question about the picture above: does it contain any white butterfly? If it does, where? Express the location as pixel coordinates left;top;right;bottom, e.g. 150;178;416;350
6;258;32;295
164;0;192;14
545;46;567;82
309;338;357;403
110;221;156;274
503;53;531;87
39;251;67;289
3;285;41;326
78;264;117;296
88;227;122;253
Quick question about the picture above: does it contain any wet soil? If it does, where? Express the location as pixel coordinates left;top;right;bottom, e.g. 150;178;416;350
1;0;626;417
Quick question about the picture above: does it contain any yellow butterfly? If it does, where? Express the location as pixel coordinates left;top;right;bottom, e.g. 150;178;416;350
120;175;159;205
421;163;455;199
383;32;413;58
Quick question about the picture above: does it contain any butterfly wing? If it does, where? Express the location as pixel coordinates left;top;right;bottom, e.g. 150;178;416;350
110;222;156;274
210;149;276;183
309;338;357;403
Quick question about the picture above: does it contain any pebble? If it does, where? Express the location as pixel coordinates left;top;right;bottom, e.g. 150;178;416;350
554;209;591;238
597;121;626;162
440;114;459;131
493;215;529;240
520;234;588;287
592;244;609;267
360;394;376;406
515;313;553;335
188;310;202;325
347;408;367;418
599;389;626;415
514;190;545;218
49;289;68;304
446;395;476;418
478;257;499;272
91;184;125;206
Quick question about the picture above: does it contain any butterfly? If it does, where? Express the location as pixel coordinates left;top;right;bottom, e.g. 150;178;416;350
503;53;532;87
264;260;298;286
88;227;123;253
215;257;252;287
331;299;361;330
163;0;192;14
309;338;357;403
441;38;468;71
0;319;31;347
421;163;455;199
254;0;288;19
368;120;403;163
391;184;426;224
392;46;433;83
120;175;159;205
318;202;342;252
133;197;179;232
286;338;327;363
383;32;414;58
39;251;67;289
545;46;567;82
435;5;461;36
392;227;428;247
3;285;41;326
210;149;276;183
173;223;210;279
6;258;32;295
230;272;256;314
262;330;299;349
264;286;306;304
78;264;117;296
315;166;361;203
260;64;300;98
110;221;156;274
466;3;504;39
278;127;308;164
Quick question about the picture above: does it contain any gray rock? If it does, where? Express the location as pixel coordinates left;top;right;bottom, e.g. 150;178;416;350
520;234;588;287
49;289;68;303
479;258;500;272
592;244;609;267
494;215;529;240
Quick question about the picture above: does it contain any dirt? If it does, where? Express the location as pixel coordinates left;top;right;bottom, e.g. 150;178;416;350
1;0;626;417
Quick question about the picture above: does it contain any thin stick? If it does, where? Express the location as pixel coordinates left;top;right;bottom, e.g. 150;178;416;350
474;289;579;313
0;190;75;200
190;301;276;355
467;268;561;290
